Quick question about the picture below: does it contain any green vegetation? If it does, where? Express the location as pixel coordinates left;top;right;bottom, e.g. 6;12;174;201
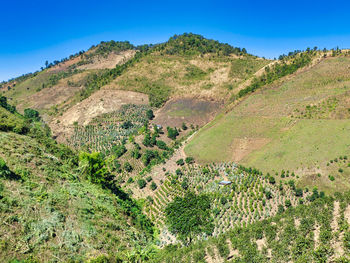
4;35;350;263
0;102;155;262
24;108;40;121
153;192;350;262
186;56;350;194
158;33;247;56
237;50;315;98
165;192;214;244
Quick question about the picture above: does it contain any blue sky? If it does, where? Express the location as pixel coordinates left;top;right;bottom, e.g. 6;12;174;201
1;0;350;81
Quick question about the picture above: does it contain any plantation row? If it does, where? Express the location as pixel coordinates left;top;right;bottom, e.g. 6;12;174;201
143;162;309;246
152;193;350;263
67;104;150;155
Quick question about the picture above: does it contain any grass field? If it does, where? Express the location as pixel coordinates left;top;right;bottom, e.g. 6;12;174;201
185;56;350;193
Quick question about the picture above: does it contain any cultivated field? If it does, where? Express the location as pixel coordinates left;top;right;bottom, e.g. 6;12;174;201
186;56;350;193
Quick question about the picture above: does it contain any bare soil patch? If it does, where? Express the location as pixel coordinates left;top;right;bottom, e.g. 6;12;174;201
18;84;83;113
256;237;267;251
152;97;222;128
231;138;271;162
78;50;136;70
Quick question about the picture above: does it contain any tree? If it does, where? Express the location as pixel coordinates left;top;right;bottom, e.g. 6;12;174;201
268;176;276;184
146;109;154;120
165;192;214;244
167;127;179;140
182;122;187;130
24;108;40;121
112;144;127;158
143;132;151;147
121;120;133;129
141;150;160;166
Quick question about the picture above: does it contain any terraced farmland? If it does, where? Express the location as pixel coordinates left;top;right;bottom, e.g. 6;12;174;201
143;162;308;246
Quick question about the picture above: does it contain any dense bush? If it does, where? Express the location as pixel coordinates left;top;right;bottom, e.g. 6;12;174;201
156;140;168;150
24;108;40;121
79;152;113;185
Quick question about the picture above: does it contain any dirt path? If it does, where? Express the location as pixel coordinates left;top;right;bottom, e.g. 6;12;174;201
235;60;278;93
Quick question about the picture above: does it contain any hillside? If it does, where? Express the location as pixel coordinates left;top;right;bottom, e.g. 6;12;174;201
186;51;350;194
3;34;350;263
0;98;154;262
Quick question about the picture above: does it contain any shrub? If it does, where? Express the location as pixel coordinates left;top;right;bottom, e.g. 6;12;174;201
176;159;185;166
146;176;152;182
156;140;168;150
185;157;194;164
123;162;133;172
150;182;157;191
79;152;112;186
0;157;12;178
137;179;147;189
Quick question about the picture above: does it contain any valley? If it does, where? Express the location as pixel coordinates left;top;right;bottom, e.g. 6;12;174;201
1;34;350;262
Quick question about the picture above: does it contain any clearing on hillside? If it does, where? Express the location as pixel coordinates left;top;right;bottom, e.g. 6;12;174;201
50;89;148;142
105;52;270;103
152;97;222;128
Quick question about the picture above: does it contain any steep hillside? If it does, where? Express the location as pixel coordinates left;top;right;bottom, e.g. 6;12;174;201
2;34;269;129
0;98;155;262
186;51;350;194
1;41;137;118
